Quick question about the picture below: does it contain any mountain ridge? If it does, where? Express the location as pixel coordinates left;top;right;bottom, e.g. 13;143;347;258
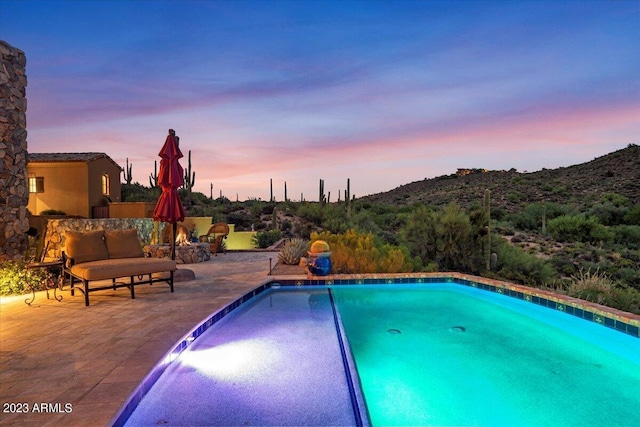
361;144;639;212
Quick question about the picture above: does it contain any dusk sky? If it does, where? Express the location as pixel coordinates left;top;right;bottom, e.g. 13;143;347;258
1;0;639;201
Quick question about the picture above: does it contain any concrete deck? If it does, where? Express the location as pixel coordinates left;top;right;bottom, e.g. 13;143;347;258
0;252;297;427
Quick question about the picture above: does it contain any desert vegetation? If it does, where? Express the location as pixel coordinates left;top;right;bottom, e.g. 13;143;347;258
3;145;638;314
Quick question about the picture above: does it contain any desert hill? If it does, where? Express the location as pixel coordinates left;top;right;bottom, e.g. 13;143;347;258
361;144;639;212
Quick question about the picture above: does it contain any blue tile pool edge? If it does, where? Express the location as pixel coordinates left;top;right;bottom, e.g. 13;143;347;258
111;273;640;426
273;274;640;339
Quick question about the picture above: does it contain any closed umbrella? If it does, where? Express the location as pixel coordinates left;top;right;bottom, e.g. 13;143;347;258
153;129;186;260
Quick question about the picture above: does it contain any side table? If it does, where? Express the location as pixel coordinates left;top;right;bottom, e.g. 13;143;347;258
25;260;64;306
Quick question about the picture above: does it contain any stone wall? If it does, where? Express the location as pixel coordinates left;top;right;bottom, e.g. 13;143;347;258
42;218;156;260
144;243;211;264
0;41;29;261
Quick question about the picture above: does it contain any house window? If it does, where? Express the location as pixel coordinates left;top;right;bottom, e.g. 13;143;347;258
29;177;44;193
102;174;110;195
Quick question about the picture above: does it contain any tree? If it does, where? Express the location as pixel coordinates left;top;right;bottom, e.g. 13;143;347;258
439;202;472;270
401;205;439;263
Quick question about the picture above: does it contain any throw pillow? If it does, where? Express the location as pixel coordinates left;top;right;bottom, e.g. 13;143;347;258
105;229;144;259
64;230;109;264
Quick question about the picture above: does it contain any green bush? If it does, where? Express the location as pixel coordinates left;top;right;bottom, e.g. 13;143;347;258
507;203;575;231
226;211;253;230
493;239;556;286
296;203;324;224
0;260;53;296
252;229;281;248
547;215;613;244
588;202;628;226
611;225;640;249
623;205;640;225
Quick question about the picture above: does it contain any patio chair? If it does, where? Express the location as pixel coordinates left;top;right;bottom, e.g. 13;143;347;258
199;222;229;256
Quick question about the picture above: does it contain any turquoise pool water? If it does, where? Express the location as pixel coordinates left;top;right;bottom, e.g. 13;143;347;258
332;284;640;426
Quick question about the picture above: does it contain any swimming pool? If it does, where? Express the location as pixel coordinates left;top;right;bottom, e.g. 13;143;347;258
114;279;640;426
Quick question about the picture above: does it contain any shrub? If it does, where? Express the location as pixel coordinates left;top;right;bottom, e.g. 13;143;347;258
226;211;253;230
623;205;640;225
311;230;412;274
565;268;640;314
547;215;613;244
252;229;281;248
278;238;309;265
588;202;628;226
612;225;640;249
493;239;556;286
39;209;66;216
0;260;53;296
296;203;324;224
507;202;574;231
566;268;614;305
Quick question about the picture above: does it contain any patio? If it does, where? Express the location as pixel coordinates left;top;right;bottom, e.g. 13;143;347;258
0;251;298;427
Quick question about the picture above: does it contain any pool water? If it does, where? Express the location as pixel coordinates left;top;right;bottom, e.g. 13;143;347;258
332;284;640;426
121;283;640;426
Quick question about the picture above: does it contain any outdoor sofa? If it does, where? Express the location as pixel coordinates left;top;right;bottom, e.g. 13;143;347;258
62;229;176;306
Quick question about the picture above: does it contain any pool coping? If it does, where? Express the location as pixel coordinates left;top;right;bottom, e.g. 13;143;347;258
111;272;639;426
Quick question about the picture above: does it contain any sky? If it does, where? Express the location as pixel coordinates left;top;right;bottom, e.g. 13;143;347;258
1;0;639;202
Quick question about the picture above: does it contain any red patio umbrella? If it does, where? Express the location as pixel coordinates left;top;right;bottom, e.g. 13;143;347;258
153;129;186;260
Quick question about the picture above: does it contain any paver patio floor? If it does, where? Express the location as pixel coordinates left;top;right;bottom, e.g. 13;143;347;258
0;252;297;427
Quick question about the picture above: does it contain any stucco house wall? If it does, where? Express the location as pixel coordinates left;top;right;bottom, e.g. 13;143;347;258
27;153;121;218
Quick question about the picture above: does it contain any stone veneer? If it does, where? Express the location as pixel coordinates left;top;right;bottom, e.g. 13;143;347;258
42;218;156;260
144;243;211;264
0;41;29;260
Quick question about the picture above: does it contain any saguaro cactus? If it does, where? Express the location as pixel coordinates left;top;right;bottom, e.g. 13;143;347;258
484;189;491;270
270;178;274;202
319;179;325;206
122;158;133;184
272;207;278;229
183;150;195;193
346;178;351;217
149;160;158;188
284;181;288;202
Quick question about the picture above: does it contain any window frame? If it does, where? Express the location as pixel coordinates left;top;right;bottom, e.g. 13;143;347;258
29;176;45;193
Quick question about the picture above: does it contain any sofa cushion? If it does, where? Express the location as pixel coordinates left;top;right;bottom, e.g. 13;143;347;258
105;229;144;259
65;230;109;264
69;258;176;281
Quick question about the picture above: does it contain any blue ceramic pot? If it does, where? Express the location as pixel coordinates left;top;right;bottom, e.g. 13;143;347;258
308;255;332;276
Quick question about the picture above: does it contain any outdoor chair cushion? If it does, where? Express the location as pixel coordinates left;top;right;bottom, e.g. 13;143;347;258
68;257;176;281
105;229;144;259
64;230;109;264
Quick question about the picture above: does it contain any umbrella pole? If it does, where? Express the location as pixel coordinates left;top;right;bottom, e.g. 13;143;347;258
171;222;177;261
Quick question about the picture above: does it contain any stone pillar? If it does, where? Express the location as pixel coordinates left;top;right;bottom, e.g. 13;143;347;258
0;41;29;260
